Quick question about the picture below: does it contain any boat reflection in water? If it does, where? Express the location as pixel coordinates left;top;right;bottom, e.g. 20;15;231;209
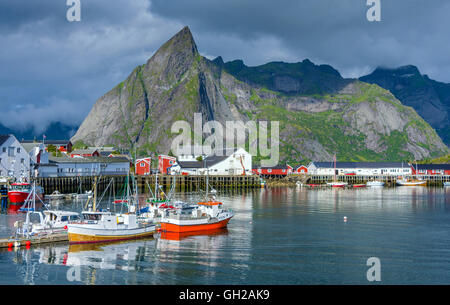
158;228;229;241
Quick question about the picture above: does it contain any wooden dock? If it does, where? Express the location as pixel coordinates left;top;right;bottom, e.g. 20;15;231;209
0;233;68;249
33;175;261;195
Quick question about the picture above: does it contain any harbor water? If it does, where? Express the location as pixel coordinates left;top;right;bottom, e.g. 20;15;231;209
1;186;450;285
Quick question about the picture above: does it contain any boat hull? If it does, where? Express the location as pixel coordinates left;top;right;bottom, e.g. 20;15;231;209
8;191;43;205
68;225;155;244
160;217;232;233
396;181;427;186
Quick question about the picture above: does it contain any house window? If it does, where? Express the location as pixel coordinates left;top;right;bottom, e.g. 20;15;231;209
268;169;272;173
8;147;15;157
140;163;145;167
17;148;20;153
169;161;173;164
21;158;24;164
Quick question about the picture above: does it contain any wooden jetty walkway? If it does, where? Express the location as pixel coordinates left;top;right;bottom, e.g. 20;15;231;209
0;233;67;249
33;175;262;195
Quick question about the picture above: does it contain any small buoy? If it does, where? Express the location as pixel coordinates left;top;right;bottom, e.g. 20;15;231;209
25;241;31;247
64;225;68;230
7;243;13;248
343;216;348;222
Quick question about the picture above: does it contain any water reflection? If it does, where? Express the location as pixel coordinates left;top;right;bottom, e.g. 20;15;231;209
1;187;450;284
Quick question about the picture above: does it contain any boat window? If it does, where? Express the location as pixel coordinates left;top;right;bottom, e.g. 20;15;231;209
69;215;80;221
83;213;101;220
61;216;69;222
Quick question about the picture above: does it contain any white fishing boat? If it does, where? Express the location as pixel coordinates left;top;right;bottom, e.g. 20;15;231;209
45;190;64;200
444;182;450;187
68;211;155;244
67;176;155;244
327;181;348;187
396;178;427;186
28;210;80;235
366;181;385;187
160;167;234;233
326;154;348;188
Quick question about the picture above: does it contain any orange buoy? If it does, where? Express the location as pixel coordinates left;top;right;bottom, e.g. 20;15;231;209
25;241;31;247
8;243;13;248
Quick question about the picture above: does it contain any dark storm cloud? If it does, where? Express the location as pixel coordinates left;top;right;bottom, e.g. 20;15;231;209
151;0;450;81
0;0;449;135
0;0;183;134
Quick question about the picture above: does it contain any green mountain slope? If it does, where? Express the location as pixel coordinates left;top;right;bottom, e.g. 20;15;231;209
72;26;449;164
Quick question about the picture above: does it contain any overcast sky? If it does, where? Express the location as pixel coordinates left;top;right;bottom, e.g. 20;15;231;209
1;0;449;134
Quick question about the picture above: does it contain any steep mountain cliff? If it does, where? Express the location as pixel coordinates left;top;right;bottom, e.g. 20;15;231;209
360;66;450;145
72;26;449;164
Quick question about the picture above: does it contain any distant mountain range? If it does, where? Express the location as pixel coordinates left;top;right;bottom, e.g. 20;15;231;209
360;65;450;145
70;26;449;164
0;122;77;141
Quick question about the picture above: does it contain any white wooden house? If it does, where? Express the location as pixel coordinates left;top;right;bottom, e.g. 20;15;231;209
0;134;31;180
307;162;412;176
169;147;252;175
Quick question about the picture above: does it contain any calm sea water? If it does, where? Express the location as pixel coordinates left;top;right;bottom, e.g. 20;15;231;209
1;186;450;285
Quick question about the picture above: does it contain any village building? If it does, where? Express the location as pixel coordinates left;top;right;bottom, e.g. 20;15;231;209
252;164;293;177
295;165;308;174
411;164;450;175
135;157;152;175
21;140;73;153
158;155;177;174
35;155;130;177
0;134;31;180
307;162;412;176
168;147;252;176
70;148;100;158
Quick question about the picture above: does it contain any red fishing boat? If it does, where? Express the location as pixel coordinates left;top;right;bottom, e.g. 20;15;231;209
8;182;44;206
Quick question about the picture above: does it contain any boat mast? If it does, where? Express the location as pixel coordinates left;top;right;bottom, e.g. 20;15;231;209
93;176;97;211
333;154;337;182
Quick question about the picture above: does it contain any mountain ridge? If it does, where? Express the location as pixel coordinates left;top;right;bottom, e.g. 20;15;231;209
71;26;449;164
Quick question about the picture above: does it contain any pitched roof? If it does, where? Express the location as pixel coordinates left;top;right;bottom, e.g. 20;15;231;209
70;148;99;155
0;134;12;146
311;162;410;169
49;155;130;164
414;164;450;170
21;140;71;145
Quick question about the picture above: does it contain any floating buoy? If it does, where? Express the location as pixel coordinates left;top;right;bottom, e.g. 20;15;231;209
25;241;31;247
8;242;13;248
343;216;348;222
64;225;68;230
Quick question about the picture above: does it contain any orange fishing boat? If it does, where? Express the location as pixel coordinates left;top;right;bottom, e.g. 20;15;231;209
159;200;233;233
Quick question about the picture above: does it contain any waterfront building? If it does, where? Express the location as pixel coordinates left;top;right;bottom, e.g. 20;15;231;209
411;164;450;175
135;157;152;175
158;155;177;174
168;148;252;176
307;162;412;176
36;155;130;177
0;134;31;180
252;164;293;177
295;165;308;174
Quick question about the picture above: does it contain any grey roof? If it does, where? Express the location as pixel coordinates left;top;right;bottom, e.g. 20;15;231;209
21;142;42;153
0;134;12;146
414;164;450;170
178;155;229;169
49;155;130;164
70;148;99;154
311;162;410;169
